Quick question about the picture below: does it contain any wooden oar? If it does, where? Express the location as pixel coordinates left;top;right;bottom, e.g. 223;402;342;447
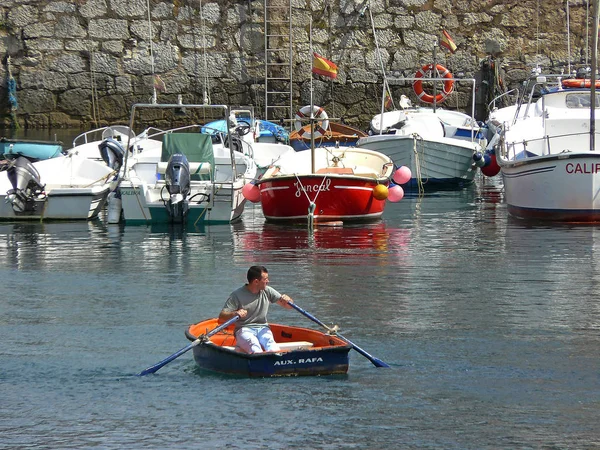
138;315;239;376
289;303;390;368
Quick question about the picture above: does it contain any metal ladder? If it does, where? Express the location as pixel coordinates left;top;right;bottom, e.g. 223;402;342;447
263;0;293;128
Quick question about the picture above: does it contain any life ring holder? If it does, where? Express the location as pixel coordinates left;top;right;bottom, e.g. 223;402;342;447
294;105;330;139
412;64;454;104
561;78;600;88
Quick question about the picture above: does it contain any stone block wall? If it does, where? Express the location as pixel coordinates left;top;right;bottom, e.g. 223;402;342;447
0;0;591;130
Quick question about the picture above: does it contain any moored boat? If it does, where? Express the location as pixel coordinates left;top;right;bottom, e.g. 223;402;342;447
0;153;114;221
185;318;351;377
497;72;600;221
358;93;484;190
110;103;258;226
0;137;63;161
254;146;398;223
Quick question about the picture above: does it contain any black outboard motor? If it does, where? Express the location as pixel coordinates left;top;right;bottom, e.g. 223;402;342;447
164;153;191;223
98;137;125;171
6;156;45;213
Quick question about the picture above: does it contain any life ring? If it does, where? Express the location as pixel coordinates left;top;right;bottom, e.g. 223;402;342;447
561;78;600;88
294;105;330;138
412;64;454;104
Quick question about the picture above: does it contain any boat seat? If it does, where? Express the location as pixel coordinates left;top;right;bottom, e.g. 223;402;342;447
353;166;379;178
221;341;314;352
316;167;354;174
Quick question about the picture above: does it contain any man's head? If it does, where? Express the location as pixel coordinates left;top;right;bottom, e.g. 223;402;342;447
247;265;269;290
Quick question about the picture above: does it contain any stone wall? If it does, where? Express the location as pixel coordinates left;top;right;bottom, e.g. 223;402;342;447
0;0;592;130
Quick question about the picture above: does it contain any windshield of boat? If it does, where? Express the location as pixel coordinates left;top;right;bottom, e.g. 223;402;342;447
565;93;600;108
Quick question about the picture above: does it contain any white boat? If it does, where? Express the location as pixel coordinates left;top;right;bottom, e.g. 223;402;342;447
497;73;600;221
200;109;295;172
357;96;484;189
110;103;258;226
0;153;114;221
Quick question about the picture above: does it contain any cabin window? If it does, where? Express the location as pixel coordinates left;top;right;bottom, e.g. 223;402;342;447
565;93;600;108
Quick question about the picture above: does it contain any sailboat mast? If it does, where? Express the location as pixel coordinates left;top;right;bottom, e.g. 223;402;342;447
309;20;316;174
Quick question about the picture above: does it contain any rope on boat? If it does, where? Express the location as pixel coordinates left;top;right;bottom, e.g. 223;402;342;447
6;56;19;129
293;172;330;227
412;133;426;196
89;48;101;127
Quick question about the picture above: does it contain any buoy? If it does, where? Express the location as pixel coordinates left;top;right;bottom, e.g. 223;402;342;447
387;184;404;202
107;191;122;224
480;151;501;177
392;166;412;185
373;184;389;200
242;182;261;203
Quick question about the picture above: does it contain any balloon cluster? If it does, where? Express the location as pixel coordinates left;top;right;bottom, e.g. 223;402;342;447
372;165;412;203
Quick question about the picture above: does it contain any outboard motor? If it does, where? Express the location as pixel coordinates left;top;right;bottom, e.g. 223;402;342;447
164;153;191;223
5;156;45;213
98;137;125;171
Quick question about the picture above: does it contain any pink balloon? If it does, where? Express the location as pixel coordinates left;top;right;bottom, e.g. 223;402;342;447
388;185;404;202
242;183;260;203
392;166;412;185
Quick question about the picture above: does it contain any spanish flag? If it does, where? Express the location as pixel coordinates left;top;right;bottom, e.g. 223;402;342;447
440;30;457;53
384;89;393;109
312;52;338;79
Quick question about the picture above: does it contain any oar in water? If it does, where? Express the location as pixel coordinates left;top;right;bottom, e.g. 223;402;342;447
138;315;239;376
289;302;390;368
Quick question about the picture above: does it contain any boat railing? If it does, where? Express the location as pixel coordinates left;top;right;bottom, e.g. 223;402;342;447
487;88;520;113
501;129;600;160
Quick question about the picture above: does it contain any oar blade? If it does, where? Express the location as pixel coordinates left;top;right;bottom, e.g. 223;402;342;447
290;302;390;368
137;315;239;376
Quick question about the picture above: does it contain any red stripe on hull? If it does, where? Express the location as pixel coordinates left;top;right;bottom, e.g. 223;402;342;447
259;176;387;222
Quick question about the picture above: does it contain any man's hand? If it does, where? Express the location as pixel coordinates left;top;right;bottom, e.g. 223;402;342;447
278;294;293;309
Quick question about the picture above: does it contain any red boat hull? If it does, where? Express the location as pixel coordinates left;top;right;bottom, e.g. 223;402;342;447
258;174;388;222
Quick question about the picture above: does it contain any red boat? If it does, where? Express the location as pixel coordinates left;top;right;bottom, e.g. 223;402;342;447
186;318;351;377
255;146;395;223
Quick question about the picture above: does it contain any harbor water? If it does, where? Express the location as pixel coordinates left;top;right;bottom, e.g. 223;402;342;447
1;177;599;449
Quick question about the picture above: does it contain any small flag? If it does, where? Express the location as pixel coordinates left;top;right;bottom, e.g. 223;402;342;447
153;74;166;92
440;30;457;53
312;52;338;79
384;89;393;109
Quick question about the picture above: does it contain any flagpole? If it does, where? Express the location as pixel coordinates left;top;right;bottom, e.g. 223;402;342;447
309;20;315;174
432;42;438;113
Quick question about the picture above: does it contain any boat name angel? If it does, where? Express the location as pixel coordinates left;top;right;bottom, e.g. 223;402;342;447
294;179;331;197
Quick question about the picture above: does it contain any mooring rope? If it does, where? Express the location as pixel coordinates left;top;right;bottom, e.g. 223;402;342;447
6;56;19;129
412;133;426;196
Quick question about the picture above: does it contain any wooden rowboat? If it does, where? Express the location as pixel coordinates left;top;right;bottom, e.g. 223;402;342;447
289;122;368;151
185;318;352;377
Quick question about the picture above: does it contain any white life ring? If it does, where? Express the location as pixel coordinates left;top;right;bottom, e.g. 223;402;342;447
294;105;330;139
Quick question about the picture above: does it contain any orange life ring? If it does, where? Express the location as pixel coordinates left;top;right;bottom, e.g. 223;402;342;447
412;64;454;104
561;78;600;88
294;105;330;138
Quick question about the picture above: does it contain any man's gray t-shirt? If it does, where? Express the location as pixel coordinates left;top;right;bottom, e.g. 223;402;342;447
223;285;282;330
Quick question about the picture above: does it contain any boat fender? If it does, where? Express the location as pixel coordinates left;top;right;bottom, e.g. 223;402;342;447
412;64;454;104
107;191;122;224
294;105;330;139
